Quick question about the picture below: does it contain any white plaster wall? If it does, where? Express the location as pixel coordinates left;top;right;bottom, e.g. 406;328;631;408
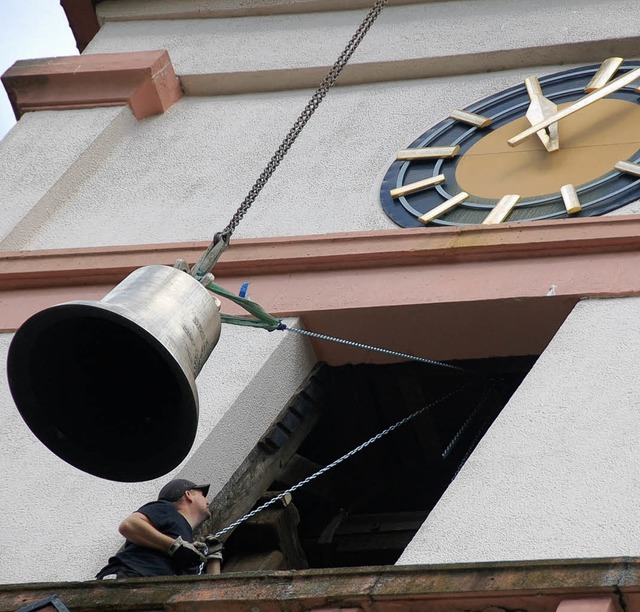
3;0;638;250
398;296;640;565
86;0;640;77
2;0;640;586
0;107;128;247
3;66;599;251
0;318;314;584
95;0;424;22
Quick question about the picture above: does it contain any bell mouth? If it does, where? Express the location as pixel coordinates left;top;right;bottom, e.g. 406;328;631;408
7;303;198;482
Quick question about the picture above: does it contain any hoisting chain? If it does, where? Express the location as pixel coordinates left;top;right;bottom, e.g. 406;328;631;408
451;389;502;478
190;0;389;278
211;381;473;540
220;0;388;238
441;382;494;459
188;0;498;546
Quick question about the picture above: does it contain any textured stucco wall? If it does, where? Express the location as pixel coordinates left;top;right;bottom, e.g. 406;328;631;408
0;107;128;248
398;296;640;565
3;66;623;251
0;319;314;584
3;0;639;250
2;0;640;586
87;0;640;76
2;0;638;249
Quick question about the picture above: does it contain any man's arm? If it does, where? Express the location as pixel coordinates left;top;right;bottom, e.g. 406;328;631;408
118;512;174;552
118;511;205;567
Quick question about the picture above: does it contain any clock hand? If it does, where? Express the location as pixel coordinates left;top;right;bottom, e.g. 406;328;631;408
508;65;640;148
524;76;559;152
585;57;623;93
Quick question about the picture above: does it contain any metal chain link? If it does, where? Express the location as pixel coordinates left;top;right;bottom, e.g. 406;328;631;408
219;0;389;240
212;382;471;540
452;397;499;478
282;324;468;372
441;383;493;459
194;0;501;548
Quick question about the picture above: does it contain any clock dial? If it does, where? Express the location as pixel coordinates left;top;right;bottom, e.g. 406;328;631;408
380;59;640;228
455;98;639;198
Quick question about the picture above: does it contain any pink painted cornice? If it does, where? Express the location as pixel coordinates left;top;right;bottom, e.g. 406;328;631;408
3;214;640;291
1;50;182;120
0;557;636;611
3;216;640;361
60;0;100;53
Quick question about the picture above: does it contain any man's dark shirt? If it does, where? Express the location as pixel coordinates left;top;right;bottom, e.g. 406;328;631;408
108;500;198;576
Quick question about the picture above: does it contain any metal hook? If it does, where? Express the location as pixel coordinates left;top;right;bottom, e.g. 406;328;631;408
190;231;230;279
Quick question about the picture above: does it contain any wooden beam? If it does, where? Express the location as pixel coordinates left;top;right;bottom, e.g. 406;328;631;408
276;453;334;501
198;365;326;540
222;550;287;573
332;511;429;553
224;493;309;571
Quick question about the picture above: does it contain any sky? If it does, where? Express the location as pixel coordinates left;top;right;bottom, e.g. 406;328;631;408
0;0;78;140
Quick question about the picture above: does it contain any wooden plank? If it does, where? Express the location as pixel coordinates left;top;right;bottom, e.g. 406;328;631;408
222;550;287;573
334;511;429;535
276;453;333;500
224;494;309;570
335;531;421;552
323;511;429;554
318;509;348;545
198;365;327;541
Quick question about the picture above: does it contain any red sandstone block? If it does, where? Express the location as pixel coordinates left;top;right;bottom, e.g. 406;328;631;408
556;597;618;612
1;50;182;120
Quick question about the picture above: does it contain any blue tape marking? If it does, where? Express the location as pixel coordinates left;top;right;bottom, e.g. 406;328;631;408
239;282;250;298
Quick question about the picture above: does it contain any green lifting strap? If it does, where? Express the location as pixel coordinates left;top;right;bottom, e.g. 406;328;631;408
204;280;281;330
203;280;467;372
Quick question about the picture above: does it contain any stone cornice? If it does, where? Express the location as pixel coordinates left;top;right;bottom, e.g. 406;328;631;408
1;51;182;121
3;215;640;291
60;0;100;53
0;557;636;611
3;217;640;356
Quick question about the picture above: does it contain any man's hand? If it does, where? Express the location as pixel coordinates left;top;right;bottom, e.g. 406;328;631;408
205;536;224;560
192;541;208;554
203;536;224;575
168;536;206;567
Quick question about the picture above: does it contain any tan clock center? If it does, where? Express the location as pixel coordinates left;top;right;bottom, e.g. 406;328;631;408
455;98;640;199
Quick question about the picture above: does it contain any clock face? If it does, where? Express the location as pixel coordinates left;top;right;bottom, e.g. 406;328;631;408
380;59;640;227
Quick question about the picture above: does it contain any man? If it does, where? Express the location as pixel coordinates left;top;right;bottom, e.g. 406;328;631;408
96;478;220;579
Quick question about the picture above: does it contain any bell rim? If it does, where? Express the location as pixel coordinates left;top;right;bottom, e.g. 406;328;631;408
7;301;200;482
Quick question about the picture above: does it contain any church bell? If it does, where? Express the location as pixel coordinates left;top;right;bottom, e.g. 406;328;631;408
7;265;222;482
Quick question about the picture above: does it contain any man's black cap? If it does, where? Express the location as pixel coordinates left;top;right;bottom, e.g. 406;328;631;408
158;479;210;502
